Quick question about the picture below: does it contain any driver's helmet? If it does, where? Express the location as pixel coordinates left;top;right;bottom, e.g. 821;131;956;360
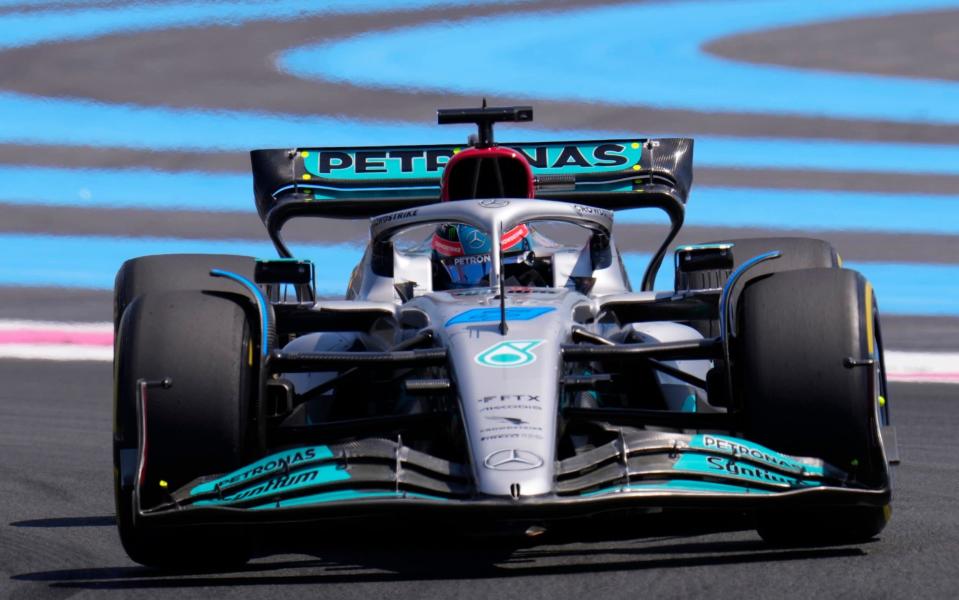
431;223;530;287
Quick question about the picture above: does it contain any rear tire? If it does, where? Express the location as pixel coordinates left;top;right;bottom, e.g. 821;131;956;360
114;290;254;568
114;254;256;331
737;268;889;545
677;237;839;336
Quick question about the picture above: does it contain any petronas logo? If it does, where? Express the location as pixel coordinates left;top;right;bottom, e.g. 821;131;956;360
475;340;544;368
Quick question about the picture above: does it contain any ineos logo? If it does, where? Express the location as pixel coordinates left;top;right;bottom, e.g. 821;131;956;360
483;449;544;471
573;205;613;220
478;198;509;208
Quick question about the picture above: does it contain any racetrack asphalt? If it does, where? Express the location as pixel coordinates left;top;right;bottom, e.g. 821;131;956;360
1;360;957;599
3;0;959;595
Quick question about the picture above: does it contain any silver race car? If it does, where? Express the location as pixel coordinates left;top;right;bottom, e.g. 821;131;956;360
113;106;896;567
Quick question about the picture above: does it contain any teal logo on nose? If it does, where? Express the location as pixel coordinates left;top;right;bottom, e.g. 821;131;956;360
475;340;543;368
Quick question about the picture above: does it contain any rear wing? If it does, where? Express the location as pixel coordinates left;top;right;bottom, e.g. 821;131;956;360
251;138;693;291
250;138;692;222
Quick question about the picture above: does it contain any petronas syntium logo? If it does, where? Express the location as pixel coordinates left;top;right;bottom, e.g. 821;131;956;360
475;340;544;368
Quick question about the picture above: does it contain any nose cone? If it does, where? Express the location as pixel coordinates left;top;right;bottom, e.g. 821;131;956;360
440;301;569;498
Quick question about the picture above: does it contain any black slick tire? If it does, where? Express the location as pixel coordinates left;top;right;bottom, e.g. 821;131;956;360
114;254;256;331
113;290;254;568
737;267;889;545
677;237;839;336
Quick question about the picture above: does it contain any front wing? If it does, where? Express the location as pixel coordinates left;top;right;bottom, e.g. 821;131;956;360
134;432;890;527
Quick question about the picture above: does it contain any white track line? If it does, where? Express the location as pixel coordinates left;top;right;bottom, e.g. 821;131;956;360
884;351;959;384
0;319;112;332
0;320;957;383
0;343;113;361
0;320;112;361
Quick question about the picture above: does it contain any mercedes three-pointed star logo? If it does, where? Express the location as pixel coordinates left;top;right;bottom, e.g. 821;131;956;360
483;449;544;471
466;229;487;249
478;198;509;208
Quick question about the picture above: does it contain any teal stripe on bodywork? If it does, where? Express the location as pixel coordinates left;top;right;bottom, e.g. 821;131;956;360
250;489;448;510
581;479;775;497
659;479;773;494
673;454;821;488
445;306;555;327
688;434;825;477
190;445;334;496
210;269;271;357
193;464;351;506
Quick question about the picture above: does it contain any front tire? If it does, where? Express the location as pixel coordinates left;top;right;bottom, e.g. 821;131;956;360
114;290;254;568
737;268;890;544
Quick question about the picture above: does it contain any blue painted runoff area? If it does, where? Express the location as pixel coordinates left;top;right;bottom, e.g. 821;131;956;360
620;254;959;317
4;165;955;237
692;136;959;176
0;234;364;295
0;234;956;315
6;98;959;174
0;92;481;152
0;0;529;50
281;0;959;125
0;0;104;7
0;166;253;211
617;187;959;236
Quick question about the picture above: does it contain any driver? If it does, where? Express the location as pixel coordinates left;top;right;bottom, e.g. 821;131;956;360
430;144;551;289
431;222;531;288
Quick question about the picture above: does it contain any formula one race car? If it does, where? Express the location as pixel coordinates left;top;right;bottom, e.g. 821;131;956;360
113;106;896;567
